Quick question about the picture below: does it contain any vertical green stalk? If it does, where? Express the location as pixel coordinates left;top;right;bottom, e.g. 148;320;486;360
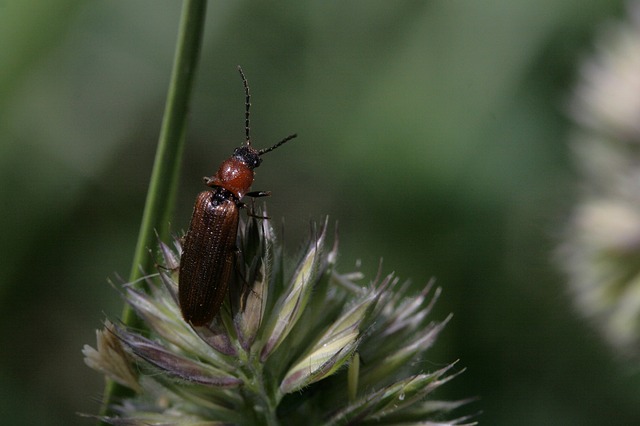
99;0;208;421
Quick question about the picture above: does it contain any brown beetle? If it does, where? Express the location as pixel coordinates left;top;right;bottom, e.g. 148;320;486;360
179;67;297;326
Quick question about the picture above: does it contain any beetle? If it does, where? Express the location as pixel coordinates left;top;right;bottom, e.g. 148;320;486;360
178;67;297;326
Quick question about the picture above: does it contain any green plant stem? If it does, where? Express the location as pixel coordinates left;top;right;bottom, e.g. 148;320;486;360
98;0;208;421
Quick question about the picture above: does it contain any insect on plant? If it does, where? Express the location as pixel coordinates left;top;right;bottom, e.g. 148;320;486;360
178;66;297;326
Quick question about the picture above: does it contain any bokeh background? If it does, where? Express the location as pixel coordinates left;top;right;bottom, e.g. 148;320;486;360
2;1;640;425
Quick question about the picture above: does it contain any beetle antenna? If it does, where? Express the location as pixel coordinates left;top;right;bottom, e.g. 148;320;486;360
259;133;298;155
238;65;251;145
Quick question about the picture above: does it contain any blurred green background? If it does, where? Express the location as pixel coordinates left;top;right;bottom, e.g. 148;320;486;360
2;0;640;424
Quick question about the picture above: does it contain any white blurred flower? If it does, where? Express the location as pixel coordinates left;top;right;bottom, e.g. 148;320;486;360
562;2;640;355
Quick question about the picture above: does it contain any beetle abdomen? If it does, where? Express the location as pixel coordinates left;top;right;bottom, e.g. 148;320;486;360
179;189;240;326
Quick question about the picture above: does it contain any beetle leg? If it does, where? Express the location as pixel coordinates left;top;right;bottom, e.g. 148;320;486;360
245;190;271;198
239;197;270;219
